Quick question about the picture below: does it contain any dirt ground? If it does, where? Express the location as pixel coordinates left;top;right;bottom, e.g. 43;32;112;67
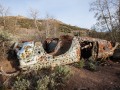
65;62;120;90
0;59;120;90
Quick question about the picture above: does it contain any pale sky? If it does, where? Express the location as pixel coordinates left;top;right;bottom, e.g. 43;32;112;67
0;0;96;29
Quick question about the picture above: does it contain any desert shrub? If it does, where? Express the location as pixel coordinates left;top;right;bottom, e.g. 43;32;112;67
12;71;37;90
11;66;71;90
0;30;13;41
73;59;84;68
85;57;98;71
17;18;34;29
73;57;98;71
37;66;71;90
0;30;17;59
17;18;42;30
74;58;85;68
51;66;71;89
36;75;50;90
12;77;30;90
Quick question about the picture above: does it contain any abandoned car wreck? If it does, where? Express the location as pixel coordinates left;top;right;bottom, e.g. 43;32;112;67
0;35;119;76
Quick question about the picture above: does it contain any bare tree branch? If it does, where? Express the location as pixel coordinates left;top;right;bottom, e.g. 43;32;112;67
90;0;120;41
29;8;39;30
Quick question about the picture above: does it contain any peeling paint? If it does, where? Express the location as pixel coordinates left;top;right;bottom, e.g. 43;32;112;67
78;37;119;59
14;36;119;71
15;37;80;70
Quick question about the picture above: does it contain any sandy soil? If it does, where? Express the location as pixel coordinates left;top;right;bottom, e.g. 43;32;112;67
65;62;120;90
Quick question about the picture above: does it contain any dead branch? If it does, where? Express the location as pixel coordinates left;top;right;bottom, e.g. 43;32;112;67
0;66;20;77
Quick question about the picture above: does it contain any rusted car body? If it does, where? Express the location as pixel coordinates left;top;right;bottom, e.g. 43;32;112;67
13;36;80;71
14;36;119;70
0;35;119;76
78;37;119;60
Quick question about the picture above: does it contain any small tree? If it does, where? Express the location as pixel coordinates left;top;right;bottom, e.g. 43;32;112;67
90;0;120;42
43;14;59;38
0;4;10;29
29;8;39;30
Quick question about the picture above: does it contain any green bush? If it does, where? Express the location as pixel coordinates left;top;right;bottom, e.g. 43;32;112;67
36;66;71;90
12;66;71;90
85;57;98;71
12;77;30;90
74;58;85;68
80;59;85;68
0;30;17;59
0;30;13;41
51;66;71;89
36;75;50;90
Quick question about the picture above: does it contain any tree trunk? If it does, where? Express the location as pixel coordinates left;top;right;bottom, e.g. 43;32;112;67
34;19;38;30
119;0;120;27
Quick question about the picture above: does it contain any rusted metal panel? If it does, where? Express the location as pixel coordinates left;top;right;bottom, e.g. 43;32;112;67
14;37;80;70
78;37;119;59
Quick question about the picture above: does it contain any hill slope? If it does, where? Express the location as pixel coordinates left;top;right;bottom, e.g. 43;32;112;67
0;16;89;38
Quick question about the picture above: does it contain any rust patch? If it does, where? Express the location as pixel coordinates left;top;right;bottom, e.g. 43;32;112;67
11;36;119;72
